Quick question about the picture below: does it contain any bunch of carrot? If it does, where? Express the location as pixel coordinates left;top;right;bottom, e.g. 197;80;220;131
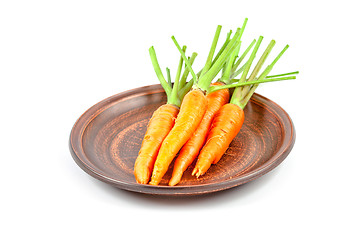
134;19;298;186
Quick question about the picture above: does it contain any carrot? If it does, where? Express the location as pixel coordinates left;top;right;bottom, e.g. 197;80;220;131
148;19;298;185
193;37;296;177
149;89;208;185
134;104;179;184
134;45;197;184
168;23;258;186
168;82;229;186
148;22;247;185
169;50;297;185
192;103;244;176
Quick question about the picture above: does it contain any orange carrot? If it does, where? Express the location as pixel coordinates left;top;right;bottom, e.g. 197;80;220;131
134;45;197;184
149;89;207;185
192;103;244;177
148;21;246;185
192;37;265;178
168;82;229;186
134;104;179;184
167;21;250;186
192;37;293;178
140;24;236;186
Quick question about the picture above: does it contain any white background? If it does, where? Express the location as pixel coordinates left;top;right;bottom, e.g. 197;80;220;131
1;0;359;239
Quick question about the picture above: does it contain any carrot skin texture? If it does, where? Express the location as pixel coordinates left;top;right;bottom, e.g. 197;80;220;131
134;104;179;184
149;89;207;185
168;83;230;186
192;103;245;177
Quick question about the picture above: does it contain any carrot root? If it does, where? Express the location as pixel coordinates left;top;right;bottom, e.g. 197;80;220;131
134;104;179;184
149;89;207;185
169;83;229;186
192;103;244;178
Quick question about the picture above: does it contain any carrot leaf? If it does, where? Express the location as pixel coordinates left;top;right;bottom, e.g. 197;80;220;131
239;39;276;97
199;25;222;79
266;71;299;78
211;30;232;68
166;67;172;87
231;39;256;78
197;28;242;91
209;75;296;92
238;44;291;108
230;35;263;106
169;45;187;107
171;36;198;85
149;46;172;98
179;52;198;89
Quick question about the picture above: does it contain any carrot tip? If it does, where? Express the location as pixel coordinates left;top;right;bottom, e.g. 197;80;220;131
136;179;148;184
149;178;160;185
168;180;177;186
192;167;203;178
134;172;150;184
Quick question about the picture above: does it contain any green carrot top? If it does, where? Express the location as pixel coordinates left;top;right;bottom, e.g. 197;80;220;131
151;18;298;107
148;46;197;107
230;41;295;109
172;18;249;93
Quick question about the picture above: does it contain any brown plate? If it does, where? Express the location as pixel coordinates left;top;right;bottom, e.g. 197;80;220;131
69;84;295;196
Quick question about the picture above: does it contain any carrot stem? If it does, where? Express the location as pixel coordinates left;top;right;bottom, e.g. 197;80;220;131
169;45;186;107
229;70;298;85
149;46;172;99
266;71;299;78
208;76;296;92
253;44;290;84
211;30;232;68
178;70;201;101
179;32;233;96
230;36;263;105
171;36;198;85
249;40;275;81
231;39;256;76
239;36;263;84
238;44;290;108
239;39;276;97
229;58;250;82
166;67;171;88
221;19;248;82
221;41;241;84
221;48;238;83
197;28;242;91
179;30;232;94
175;46;186;85
179;52;198;89
238;18;248;40
228;39;257;81
173;31;240;91
199;25;222;79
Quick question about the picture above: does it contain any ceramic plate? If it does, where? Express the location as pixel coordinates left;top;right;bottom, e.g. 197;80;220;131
69;84;295;195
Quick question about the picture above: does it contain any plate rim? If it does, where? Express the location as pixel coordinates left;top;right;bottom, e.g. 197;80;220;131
69;84;295;195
